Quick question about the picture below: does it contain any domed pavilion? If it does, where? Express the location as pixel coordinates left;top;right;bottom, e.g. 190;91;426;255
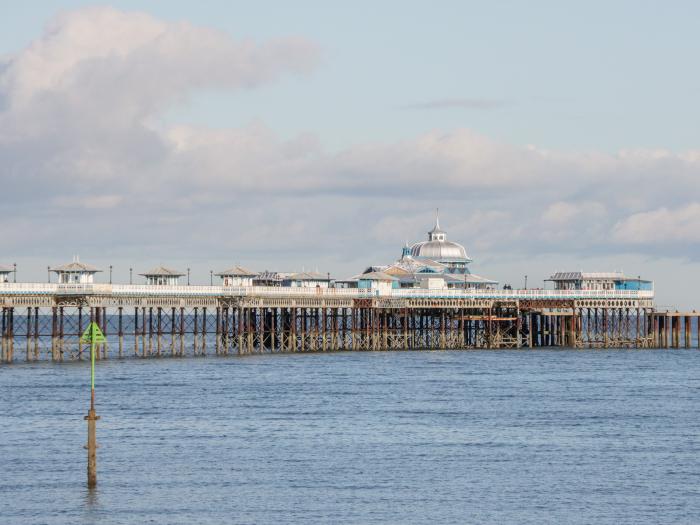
359;211;498;290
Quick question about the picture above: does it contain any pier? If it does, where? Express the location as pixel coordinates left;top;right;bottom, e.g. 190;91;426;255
0;283;693;363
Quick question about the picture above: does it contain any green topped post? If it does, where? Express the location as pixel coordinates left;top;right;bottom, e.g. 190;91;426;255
81;322;105;488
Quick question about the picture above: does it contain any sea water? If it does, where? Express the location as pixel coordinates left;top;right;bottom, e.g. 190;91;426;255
1;349;699;524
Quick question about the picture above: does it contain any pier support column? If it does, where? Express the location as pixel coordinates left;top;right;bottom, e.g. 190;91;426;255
215;307;221;355
148;308;154;357
179;307;185;356
202;308;207;356
51;307;58;361
156;307;162;357
118;307;124;358
193;307;199;355
2;307;7;363
26;307;32;361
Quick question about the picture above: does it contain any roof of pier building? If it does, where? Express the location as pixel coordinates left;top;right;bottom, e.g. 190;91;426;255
50;259;101;274
215;266;257;277
357;271;398;281
409;212;472;263
139;266;185;277
0;265;13;273
254;271;283;282
285;271;330;282
548;272;650;282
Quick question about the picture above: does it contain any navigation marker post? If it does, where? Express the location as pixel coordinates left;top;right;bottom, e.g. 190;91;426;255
81;321;105;488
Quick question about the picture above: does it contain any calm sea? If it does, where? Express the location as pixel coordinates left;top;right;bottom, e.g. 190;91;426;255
1;349;699;524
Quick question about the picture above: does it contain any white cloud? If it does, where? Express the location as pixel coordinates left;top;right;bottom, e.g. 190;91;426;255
1;6;318;112
612;204;700;244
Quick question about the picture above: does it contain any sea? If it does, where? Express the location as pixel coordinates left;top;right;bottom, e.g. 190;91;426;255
1;349;699;524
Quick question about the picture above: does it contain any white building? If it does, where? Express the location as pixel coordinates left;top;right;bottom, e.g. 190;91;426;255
418;275;446;290
140;266;185;286
51;258;101;284
0;265;12;283
216;266;257;287
357;271;398;293
547;272;653;292
282;272;331;288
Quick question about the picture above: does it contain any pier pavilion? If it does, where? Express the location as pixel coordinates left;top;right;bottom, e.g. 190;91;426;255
362;213;498;290
547;272;653;291
282;272;331;288
216;266;256;287
140;266;185;286
51;258;101;284
357;271;398;293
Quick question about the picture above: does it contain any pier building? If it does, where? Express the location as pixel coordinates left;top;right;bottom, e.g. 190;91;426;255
140;266;185;286
51;258;101;284
547;272;653;292
362;214;497;290
282;272;331;288
216;266;256;287
253;271;283;287
0;266;12;283
357;271;398;292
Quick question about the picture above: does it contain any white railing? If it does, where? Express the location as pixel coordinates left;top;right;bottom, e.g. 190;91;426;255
0;282;655;300
0;283;58;294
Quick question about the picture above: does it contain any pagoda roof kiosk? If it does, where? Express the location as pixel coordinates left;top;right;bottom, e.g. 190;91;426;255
51;257;101;284
140;266;185;286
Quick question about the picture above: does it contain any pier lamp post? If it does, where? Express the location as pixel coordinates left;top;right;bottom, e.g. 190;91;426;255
129;268;133;285
525;275;528;290
187;268;190;286
13;262;16;283
210;270;213;286
47;266;51;283
109;265;113;284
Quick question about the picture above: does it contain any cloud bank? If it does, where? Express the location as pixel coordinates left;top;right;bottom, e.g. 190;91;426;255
1;7;700;281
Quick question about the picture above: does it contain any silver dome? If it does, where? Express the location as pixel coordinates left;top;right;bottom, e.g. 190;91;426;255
410;240;470;261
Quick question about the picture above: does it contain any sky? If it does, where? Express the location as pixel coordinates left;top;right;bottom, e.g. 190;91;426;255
1;1;700;308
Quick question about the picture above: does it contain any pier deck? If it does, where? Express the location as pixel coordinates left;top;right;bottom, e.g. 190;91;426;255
0;285;694;362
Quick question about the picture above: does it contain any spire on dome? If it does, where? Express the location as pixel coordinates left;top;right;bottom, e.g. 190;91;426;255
428;209;446;240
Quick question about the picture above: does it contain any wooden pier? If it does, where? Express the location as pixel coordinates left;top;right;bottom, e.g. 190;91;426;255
0;284;694;363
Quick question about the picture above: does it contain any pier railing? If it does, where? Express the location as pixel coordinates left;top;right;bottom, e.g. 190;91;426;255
0;282;655;300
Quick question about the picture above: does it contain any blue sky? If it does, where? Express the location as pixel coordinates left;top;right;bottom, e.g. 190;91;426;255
1;1;700;307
